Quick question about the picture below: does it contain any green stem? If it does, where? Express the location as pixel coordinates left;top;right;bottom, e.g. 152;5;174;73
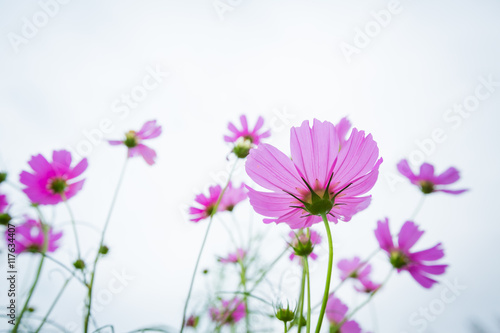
295;264;306;333
315;213;333;333
35;275;72;332
409;195;426;221
63;197;82;260
304;257;312;333
239;260;250;333
42;254;87;286
180;160;238;332
84;159;128;333
249;248;288;294
284;321;288;333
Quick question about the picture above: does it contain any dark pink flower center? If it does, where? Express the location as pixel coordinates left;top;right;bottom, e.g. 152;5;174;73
48;177;68;195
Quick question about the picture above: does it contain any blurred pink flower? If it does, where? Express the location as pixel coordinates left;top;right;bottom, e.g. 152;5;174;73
288;229;322;262
375;218;447;288
6;219;63;254
19;150;88;205
185;315;199;328
218;248;246;264
209;298;246;325
189;185;223;222
326;294;362;333
337;256;371;281
224;115;270;145
354;277;381;293
246;119;382;229
397;160;467;195
109;120;162;165
220;182;247;211
336;117;352;149
0;194;7;213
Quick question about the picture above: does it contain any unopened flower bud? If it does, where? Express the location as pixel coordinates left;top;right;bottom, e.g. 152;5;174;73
99;245;109;255
73;259;86;270
274;302;296;323
0;172;7;184
0;213;12;226
233;137;253;159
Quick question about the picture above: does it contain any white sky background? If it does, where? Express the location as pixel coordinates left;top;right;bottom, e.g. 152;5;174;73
1;0;500;332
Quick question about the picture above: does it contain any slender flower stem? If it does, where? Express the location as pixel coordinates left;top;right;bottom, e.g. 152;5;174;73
315;213;333;333
239;260;250;333
35;275;72;332
180;160;238;332
84;159;128;333
295;264;306;333
409;195;426;221
304;257;312;333
63;197;82;260
42;254;87;286
284;321;288;333
249;248;288;293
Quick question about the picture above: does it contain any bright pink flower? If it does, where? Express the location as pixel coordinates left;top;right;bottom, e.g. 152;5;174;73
326;294;362;333
109;120;162;165
218;248;246;264
0;194;7;213
209;298;246;325
246;119;382;229
374;219;447;288
220;182;248;211
189;185;223;222
397;160;467;195
288;229;322;262
354;277;381;293
6;219;63;254
337;256;371;281
19;150;88;205
224;115;270;145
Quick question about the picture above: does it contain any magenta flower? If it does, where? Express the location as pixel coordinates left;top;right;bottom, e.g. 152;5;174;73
246;119;382;229
185;315;199;328
220;182;248;211
288;229;322;262
109;120;162;165
337;256;371;281
326;294;362;333
218;248;246;264
336;117;352;149
189;185;223;222
224;115;270;158
0;194;7;213
209;298;246;325
19;150;88;205
397;160;467;195
354;277;381;293
6;219;63;254
375;218;447;288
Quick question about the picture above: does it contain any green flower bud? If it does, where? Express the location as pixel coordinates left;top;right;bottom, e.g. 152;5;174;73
0;172;7;184
0;213;12;226
274;302;296;323
99;245;109;255
73;259;86;270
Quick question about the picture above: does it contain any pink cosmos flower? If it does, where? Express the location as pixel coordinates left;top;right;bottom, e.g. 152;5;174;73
354;277;381;293
326;294;362;333
336;117;352;149
185;315;199;328
218;248;246;264
220;182;248;211
209;298;246;325
375;218;447;288
19;150;88;205
109;120;162;165
397;160;467;195
246;119;382;229
337;256;371;281
0;194;7;213
224;115;271;158
6;219;63;254
288;229;322;262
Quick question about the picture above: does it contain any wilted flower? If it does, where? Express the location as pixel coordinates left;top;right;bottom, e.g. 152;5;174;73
109;120;162;165
220;182;247;211
337;256;371;281
397;160;467;195
6;219;63;254
288;229;321;261
375;218;447;288
246;119;382;229
218;248;246;264
19;150;88;205
326;294;362;333
224;115;270;158
209;298;246;325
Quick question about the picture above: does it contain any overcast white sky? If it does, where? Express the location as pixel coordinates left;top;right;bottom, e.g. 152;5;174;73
1;0;500;332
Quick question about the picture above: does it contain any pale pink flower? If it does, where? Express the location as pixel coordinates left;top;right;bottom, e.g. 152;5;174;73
218;248;246;264
288;229;322;262
209;298;246;325
189;185;223;223
224;115;270;158
375;218;447;288
397;160;467;194
246;119;382;229
6;219;63;254
19;150;88;205
109;120;162;165
220;182;248;211
326;294;362;333
354;277;381;293
337;256;371;281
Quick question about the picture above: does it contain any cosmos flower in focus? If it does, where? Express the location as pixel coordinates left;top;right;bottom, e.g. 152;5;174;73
326;294;362;333
20;150;88;205
220;182;247;211
109;120;162;165
337;256;371;281
246;119;382;229
375;218;447;288
218;248;246;264
6;219;63;254
209;298;246;326
397;160;467;195
288;229;322;262
224;115;271;158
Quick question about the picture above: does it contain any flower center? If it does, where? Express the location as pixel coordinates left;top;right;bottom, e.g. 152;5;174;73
124;131;139;148
48;177;68;194
419;180;435;194
390;250;410;269
233;137;253;158
206;205;216;217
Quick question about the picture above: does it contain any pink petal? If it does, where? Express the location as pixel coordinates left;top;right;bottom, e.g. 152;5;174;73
414;264;447;275
108;140;124;145
27;154;53;175
408;267;439;288
341;320;362;333
419;163;435;181
398;221;424;252
434;167;460;185
68;158;88;179
240;115;248;131
438;189;468;195
136;144;157;165
52;150;72;175
65;179;85;199
397;159;417;182
374;218;394;252
410;243;445;262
